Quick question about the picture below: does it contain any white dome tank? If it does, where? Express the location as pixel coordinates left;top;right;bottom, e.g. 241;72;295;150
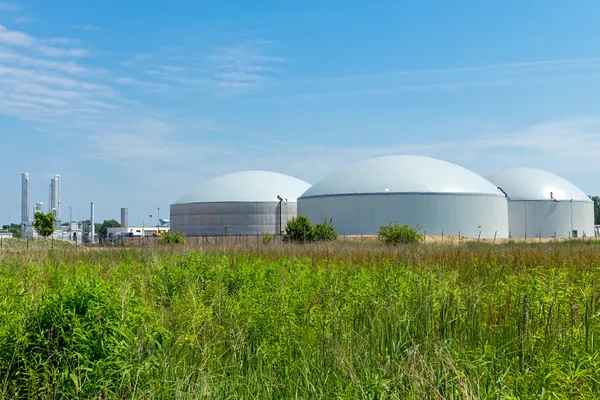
485;167;593;238
171;170;311;236
299;155;509;238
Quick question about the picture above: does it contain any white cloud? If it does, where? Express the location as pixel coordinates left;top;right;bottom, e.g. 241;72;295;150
159;65;186;72
0;1;19;11
0;47;88;72
0;26;89;59
37;45;88;58
42;37;81;46
113;76;166;89
72;24;101;31
12;16;35;25
0;25;35;46
244;117;600;191
206;42;285;90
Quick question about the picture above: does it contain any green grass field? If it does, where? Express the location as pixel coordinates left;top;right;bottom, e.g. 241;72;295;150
1;241;599;399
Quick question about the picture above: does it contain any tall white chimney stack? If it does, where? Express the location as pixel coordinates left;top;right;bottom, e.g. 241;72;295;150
21;172;29;225
90;202;95;243
50;174;61;219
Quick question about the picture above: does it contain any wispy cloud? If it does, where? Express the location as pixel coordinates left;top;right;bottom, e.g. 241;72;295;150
0;1;19;11
0;25;34;46
12;16;35;25
159;65;186;72
0;24;220;177
113;76;167;89
207;41;286;89
0;25;89;58
324;57;600;83
72;24;101;31
251;117;600;189
266;56;600;103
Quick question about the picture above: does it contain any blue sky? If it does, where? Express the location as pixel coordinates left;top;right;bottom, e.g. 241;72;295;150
2;0;600;225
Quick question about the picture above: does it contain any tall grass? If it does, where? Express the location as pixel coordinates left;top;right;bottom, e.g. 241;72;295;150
0;242;599;398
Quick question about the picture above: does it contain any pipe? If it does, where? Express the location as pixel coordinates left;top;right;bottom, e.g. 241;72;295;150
277;195;283;235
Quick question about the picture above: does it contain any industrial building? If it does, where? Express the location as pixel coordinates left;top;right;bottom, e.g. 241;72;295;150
485;167;594;238
297;155;509;238
170;170;311;236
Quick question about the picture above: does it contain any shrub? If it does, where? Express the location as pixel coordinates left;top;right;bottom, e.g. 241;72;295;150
314;218;338;241
377;222;424;244
262;232;273;244
161;231;185;244
283;215;315;243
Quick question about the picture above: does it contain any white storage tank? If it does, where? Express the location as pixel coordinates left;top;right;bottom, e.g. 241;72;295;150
170;170;311;236
485;167;593;238
298;155;509;238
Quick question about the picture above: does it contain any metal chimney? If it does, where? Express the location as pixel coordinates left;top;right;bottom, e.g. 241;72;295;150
55;174;61;219
90;202;95;243
50;174;61;218
121;208;129;227
21;172;29;225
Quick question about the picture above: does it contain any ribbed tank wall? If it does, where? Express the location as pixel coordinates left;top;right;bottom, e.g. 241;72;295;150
298;193;509;238
507;200;594;238
170;201;298;236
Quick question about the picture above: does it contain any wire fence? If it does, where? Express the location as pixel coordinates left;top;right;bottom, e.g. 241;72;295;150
1;228;599;251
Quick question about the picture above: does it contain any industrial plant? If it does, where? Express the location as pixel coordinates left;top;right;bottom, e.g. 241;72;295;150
168;155;596;240
12;154;598;243
170;170;311;236
20;172;85;242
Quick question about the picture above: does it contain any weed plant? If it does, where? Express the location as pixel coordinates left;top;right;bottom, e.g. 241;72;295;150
0;241;599;398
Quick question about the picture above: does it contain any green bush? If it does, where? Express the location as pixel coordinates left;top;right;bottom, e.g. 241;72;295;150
33;211;55;237
283;215;315;243
261;231;273;244
161;231;185;244
314;218;338;241
377;222;424;244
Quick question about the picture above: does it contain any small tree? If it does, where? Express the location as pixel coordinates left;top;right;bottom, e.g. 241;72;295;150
33;212;55;238
377;222;423;245
161;231;185;244
99;219;121;239
314;218;338;241
283;215;315;243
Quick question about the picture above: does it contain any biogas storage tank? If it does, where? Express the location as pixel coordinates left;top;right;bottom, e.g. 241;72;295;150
298;155;509;238
485;167;593;239
170;170;311;236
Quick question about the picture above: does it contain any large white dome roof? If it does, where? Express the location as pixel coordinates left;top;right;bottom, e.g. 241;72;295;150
174;170;311;204
485;167;591;202
300;155;504;198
